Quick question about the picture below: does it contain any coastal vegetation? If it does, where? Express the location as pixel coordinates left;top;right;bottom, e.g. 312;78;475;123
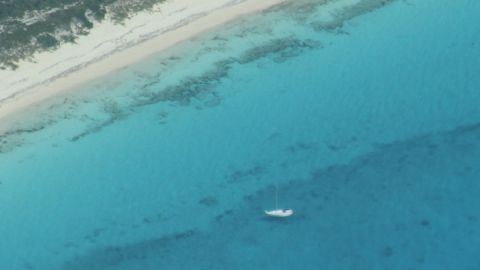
0;0;164;70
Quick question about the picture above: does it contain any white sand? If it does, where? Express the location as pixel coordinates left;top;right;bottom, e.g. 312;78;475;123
0;0;287;128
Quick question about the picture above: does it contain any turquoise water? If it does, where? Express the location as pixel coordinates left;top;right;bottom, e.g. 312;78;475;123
1;0;480;269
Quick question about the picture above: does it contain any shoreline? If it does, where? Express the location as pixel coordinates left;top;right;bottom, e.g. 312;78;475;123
0;0;287;132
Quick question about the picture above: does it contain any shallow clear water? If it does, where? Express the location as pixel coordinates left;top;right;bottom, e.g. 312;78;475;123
1;0;480;269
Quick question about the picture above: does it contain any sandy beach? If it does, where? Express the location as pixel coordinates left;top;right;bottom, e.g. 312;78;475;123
0;0;287;131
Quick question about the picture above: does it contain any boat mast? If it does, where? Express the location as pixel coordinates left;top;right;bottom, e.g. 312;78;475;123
275;182;279;209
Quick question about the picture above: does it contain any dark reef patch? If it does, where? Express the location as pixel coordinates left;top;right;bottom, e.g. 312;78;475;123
238;38;322;64
226;164;266;183
59;229;198;270
135;37;321;109
135;61;230;107
70;99;127;142
84;228;107;244
380;245;394;258
309;0;397;33
155;111;169;124
215;209;234;221
198;196;219;207
0;120;55;154
419;219;430;227
142;213;165;225
287;141;318;154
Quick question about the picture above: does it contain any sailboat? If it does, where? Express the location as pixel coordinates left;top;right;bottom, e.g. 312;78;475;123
264;182;294;218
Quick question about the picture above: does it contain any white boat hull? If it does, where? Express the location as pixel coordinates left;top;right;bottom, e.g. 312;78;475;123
264;209;294;217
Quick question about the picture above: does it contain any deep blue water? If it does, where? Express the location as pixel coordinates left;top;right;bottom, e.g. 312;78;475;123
1;0;480;269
